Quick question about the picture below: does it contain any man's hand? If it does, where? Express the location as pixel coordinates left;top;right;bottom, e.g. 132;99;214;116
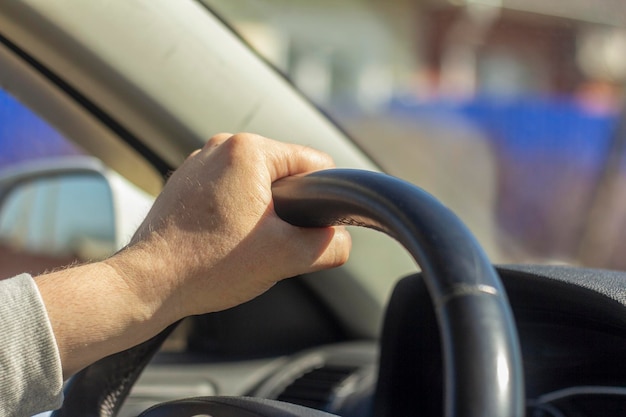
36;133;351;378
111;133;351;321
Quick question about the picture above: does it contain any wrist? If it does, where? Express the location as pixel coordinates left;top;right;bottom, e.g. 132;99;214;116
103;243;182;328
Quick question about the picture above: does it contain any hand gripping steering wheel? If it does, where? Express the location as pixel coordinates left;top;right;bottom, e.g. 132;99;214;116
52;169;524;417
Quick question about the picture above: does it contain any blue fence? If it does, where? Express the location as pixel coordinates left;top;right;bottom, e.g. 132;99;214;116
0;91;79;169
389;96;619;173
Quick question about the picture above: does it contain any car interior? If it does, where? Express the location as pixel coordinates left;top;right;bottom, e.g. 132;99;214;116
0;1;625;416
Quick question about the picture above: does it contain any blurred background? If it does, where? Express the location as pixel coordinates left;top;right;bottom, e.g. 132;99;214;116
2;0;626;269
201;0;626;269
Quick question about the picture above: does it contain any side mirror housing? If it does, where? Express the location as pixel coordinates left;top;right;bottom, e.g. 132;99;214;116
0;157;154;279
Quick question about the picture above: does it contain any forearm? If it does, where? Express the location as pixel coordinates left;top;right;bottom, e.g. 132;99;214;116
34;255;170;379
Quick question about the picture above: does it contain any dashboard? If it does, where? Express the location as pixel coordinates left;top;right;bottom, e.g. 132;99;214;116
121;265;626;417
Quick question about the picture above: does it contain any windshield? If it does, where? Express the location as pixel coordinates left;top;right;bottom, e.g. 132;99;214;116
201;0;626;269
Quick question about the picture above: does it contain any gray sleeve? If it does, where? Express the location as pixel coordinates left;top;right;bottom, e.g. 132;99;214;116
0;274;64;417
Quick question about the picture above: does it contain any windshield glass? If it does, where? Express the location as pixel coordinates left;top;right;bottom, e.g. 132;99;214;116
201;0;626;269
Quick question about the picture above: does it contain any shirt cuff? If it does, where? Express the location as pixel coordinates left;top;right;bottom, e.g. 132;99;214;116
0;273;64;416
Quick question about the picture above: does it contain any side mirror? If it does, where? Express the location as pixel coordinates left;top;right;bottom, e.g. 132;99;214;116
0;157;154;279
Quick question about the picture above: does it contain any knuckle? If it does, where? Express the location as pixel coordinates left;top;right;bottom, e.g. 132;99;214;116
228;132;261;145
207;132;232;145
223;133;255;152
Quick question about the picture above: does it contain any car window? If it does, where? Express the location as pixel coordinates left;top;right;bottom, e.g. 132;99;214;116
202;0;626;270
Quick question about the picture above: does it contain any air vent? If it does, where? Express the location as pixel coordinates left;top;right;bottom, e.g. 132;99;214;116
275;365;358;411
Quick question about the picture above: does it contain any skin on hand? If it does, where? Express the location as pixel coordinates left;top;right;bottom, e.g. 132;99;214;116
35;133;351;378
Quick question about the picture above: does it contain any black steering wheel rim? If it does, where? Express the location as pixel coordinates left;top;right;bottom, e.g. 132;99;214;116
53;169;524;417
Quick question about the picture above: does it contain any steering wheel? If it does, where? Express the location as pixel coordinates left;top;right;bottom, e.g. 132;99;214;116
52;169;524;417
